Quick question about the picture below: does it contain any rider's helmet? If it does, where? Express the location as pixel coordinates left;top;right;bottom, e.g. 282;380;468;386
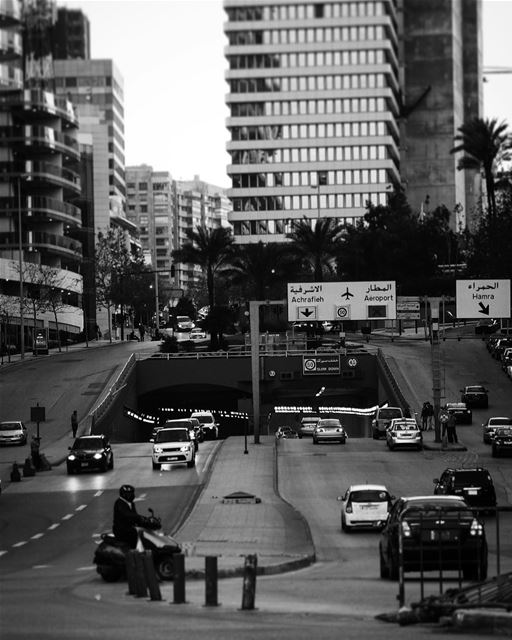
119;484;135;502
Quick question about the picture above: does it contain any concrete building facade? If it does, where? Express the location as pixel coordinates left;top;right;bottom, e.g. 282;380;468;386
223;0;482;243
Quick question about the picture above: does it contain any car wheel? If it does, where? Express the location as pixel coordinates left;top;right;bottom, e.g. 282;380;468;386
101;460;109;472
313;438;318;445
492;447;498;458
155;554;175;580
372;431;379;440
340;438;346;444
417;444;423;451
298;434;303;439
187;456;196;468
109;456;114;470
67;466;75;475
379;546;389;579
152;461;161;470
97;565;124;583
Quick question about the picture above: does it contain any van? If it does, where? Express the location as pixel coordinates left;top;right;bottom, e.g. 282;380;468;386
371;406;404;439
190;411;218;440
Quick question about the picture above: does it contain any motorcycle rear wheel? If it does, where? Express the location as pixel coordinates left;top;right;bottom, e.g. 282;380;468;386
155;554;174;580
97;565;124;582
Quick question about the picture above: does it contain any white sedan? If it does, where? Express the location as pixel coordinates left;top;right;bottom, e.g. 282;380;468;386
340;484;394;532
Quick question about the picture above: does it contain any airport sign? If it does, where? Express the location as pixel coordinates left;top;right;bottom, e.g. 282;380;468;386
288;281;396;321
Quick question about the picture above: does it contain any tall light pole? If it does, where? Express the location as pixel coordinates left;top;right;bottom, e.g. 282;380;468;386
17;177;25;360
154;270;159;333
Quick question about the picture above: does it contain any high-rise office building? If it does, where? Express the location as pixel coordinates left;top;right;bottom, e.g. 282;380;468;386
223;0;481;243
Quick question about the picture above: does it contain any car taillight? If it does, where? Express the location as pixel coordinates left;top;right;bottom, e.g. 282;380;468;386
401;521;412;538
470;518;484;536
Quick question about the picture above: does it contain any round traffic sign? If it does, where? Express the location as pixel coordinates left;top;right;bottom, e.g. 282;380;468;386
337;306;348;318
347;358;358;367
304;359;317;371
268;370;276;377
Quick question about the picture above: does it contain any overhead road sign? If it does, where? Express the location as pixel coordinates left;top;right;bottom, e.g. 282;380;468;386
302;355;340;375
456;279;511;319
397;296;421;320
288;281;396;322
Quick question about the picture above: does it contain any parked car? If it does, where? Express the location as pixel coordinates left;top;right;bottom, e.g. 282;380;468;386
379;495;487;581
340;484;394;532
445;402;473;425
312;418;347;444
190;411;218;439
66;435;114;475
482;416;512;444
371;406;404;439
151;427;195;470
275;426;298;439
0;420;28;446
189;328;208;343
298;415;321;438
460;385;489;409
385;418;422;450
493;338;512;360
491;427;512;457
433;467;497;512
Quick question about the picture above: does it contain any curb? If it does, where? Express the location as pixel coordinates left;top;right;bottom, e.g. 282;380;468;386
184;553;316;581
451;609;512;633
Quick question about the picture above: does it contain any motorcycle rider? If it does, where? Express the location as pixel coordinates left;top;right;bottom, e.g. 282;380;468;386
113;484;148;548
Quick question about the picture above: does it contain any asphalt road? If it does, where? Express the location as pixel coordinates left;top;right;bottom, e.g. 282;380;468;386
1;331;511;639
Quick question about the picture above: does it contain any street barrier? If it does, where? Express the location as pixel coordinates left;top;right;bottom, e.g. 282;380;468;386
173;553;186;604
205;556;218;606
241;554;258;610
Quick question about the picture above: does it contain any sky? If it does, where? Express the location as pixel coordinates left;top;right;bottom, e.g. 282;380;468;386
60;0;512;190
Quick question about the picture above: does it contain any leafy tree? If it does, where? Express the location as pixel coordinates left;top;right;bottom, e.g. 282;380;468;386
451;117;511;221
286;217;344;281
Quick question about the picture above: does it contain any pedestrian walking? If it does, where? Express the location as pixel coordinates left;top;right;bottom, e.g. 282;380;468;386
71;409;78;438
420;401;431;431
446;412;458;444
439;406;449;441
138;323;145;342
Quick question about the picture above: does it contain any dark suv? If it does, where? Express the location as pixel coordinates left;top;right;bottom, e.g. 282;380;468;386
460;385;489;409
379;495;487;581
67;435;114;475
433;467;497;512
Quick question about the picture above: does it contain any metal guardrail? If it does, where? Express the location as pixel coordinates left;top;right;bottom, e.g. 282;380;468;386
134;347;372;361
88;353;136;431
376;348;413;418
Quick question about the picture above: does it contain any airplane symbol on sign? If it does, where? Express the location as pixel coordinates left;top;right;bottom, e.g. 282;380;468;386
341;287;354;300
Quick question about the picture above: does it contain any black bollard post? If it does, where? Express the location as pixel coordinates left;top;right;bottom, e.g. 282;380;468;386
240;554;258;610
172;553;186;604
10;462;21;482
134;551;148;597
126;550;138;595
22;457;35;477
142;551;162;601
204;556;218;607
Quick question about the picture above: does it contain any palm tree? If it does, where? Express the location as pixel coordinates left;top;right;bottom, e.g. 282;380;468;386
451;117;511;221
171;225;234;311
225;241;290;300
286;217;344;281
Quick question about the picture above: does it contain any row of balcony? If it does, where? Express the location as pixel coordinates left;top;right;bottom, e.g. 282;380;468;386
0;89;78;127
0;0;21;27
0;231;82;259
0;28;21;60
0;124;80;161
0;162;81;194
0;195;82;226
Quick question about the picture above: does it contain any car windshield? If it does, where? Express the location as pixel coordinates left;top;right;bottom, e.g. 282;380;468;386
177;316;190;322
156;429;189;443
467;386;485;393
193;415;214;424
73;438;103;450
319;420;341;427
379;408;402;419
405;503;471;517
165;421;191;429
453;471;492;486
394;424;416;431
350;490;389;502
489;418;512;425
0;423;21;431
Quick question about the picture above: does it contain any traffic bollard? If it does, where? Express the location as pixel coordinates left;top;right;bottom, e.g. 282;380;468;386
240;554;257;610
204;556;218;607
173;553;186;604
142;551;162;601
126;550;138;595
134;551;148;597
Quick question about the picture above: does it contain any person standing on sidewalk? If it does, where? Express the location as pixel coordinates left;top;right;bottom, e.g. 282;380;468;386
71;410;78;438
446;412;458;444
420;401;432;431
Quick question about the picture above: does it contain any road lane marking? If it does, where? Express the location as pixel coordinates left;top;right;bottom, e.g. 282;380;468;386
0;551;7;557
94;491;103;497
62;514;74;520
48;523;60;530
31;533;44;540
12;541;28;547
76;504;87;511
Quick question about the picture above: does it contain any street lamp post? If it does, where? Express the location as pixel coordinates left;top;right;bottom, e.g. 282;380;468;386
17;177;25;360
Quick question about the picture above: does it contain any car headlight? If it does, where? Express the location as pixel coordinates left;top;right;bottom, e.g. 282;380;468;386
154;446;164;454
67;454;76;461
93;453;103;460
180;445;191;452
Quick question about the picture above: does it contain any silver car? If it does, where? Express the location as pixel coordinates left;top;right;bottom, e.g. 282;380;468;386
313;418;347;444
0;421;28;446
385;418;422;450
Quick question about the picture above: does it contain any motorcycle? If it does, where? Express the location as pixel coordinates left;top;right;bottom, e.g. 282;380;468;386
93;508;182;583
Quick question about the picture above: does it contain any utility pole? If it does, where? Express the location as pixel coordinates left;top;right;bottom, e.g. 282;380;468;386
429;296;444;443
